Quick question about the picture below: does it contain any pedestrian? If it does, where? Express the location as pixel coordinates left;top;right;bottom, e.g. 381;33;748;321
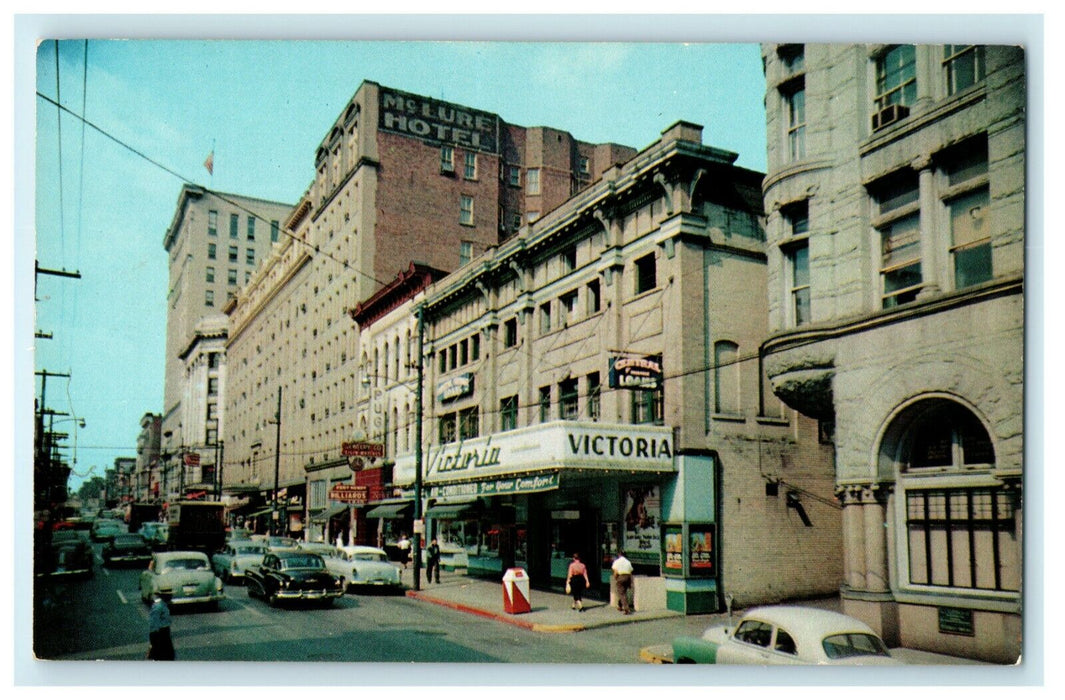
565;552;591;612
397;533;411;569
147;591;175;660
426;537;442;584
611;551;635;615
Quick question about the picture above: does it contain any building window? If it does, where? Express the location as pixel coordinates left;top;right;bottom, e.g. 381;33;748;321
205;289;215;307
205;429;218;446
208;352;219;369
579;156;590;175
208;243;217;260
438;349;447;374
470;333;480;362
559;290;578;325
875;44;917;111
539;302;552;335
561;245;577;273
943;45;985;95
586;279;601;314
527;168;540;195
714;341;740;414
228;268;238;286
208;210;218;236
205;266;215;283
228;246;238;263
246;217;255;241
206;402;218;421
587;372;601;421
782;79;806;162
942;139;991;289
778;43;804;74
504;318;518;348
788;242;811;327
512;213;523;232
632;386;663;425
440;146;454;173
459;406;479;440
508;166;521;187
270;220;280;242
501;395;518;431
634;253;657;295
538;386;552;423
245;271;251;284
208;377;219;396
464;152;477;180
246;249;255;266
439;413;457;444
460;195;474;226
559;379;579;420
230;213;239;239
459;241;473;267
872;172;922;308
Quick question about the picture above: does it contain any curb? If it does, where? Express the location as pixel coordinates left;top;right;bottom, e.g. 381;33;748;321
640;645;674;664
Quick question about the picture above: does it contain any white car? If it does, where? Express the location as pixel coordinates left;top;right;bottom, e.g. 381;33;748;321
325;545;403;591
212;542;269;583
139;551;225;610
672;606;902;665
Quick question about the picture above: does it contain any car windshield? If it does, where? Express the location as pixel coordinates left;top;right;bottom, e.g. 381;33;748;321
822;633;891;659
113;535;144;545
354;552;387;562
279;555;324;570
269;537;297;546
161;558;209;572
235;545;266;555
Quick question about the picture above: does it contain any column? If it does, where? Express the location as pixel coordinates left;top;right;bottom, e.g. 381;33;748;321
913;154;941;297
840;486;866;589
862;485;890;593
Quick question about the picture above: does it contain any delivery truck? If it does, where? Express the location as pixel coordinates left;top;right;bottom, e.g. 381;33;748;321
167;500;226;554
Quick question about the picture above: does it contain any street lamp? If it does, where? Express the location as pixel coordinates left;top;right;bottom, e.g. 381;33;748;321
268;388;282;536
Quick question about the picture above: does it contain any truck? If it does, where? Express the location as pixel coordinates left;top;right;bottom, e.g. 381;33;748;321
167;500;226;554
127;502;162;535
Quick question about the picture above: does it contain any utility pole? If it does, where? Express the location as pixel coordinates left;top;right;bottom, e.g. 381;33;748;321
272;387;282;536
413;306;425;592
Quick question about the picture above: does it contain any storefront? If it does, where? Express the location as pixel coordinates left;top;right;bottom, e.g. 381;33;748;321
394;420;675;598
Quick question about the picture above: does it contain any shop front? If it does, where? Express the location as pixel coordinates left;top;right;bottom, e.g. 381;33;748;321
394;420;675;598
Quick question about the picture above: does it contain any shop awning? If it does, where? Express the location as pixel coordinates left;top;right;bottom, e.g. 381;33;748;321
364;502;412;519
310;503;350;523
425;500;478;519
245;507;275;518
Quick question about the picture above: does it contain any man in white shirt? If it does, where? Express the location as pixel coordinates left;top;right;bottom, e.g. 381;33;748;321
611;551;634;615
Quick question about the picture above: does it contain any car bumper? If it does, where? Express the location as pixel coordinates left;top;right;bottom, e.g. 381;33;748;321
106;554;152;562
169;591;225;605
353;579;401;587
275;588;344;600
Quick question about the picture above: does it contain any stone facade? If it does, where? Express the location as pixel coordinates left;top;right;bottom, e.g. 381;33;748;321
761;43;1024;663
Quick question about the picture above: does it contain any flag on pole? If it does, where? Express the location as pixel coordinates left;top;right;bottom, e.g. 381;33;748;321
203;150;214;175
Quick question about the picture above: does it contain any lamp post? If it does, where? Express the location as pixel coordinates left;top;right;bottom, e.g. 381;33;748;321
272;387;282;536
413;306;425;592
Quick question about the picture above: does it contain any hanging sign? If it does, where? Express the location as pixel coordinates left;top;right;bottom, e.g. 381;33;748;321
609;357;662;390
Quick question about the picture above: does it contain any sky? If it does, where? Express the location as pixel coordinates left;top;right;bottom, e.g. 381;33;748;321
25;34;771;493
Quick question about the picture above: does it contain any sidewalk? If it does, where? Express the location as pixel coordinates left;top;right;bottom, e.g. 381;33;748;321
402;568;991;665
403;567;680;633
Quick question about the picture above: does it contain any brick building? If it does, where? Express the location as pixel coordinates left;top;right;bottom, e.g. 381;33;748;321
222;82;636;535
760;43;1024;662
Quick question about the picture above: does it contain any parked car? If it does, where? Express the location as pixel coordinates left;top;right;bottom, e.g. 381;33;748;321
137;522;170;549
327;545;403;591
672;606;902;665
212;542;268;583
102;533;153;567
139;551;225;610
245;551;345;607
90;518;125;542
264;536;300;552
45;531;95;580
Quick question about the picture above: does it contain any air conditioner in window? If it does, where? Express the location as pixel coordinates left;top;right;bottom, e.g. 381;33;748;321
872;103;910;131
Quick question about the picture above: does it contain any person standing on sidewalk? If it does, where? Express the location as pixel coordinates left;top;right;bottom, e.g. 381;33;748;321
565;552;591;612
397;533;412;569
425;537;442;583
612;551;635;615
147;592;175;660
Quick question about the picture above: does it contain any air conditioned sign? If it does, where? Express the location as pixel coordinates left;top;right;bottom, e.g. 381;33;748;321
379;88;499;154
437;373;474;403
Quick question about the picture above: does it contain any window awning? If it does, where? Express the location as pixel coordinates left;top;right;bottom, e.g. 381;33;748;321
364;502;412;519
310;503;350;523
245;507;274;518
425;500;478;519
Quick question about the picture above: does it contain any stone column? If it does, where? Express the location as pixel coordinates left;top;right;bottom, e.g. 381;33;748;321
862;485;891;593
840;486;867;590
913;154;941;297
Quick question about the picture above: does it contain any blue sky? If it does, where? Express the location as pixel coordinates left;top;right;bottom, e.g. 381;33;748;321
27;37;769;491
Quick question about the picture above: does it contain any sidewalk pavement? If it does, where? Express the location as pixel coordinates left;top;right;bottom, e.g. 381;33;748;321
402;567;990;665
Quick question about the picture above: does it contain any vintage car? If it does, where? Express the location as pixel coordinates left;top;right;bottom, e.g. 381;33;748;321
90;518;125;542
137;522;170;549
139;551;225;610
245;550;345;607
46;530;95;579
326;545;403;591
671;606;902;665
264;536;300;552
212;541;268;583
102;533;153;567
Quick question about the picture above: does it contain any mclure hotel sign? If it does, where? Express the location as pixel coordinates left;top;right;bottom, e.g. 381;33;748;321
379;87;500;154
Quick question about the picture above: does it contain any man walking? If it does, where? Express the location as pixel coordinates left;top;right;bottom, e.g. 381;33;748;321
425;537;442;583
612;551;634;615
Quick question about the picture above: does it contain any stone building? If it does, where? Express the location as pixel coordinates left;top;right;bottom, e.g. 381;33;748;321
222;81;637;536
392;121;841;612
134;412;161;501
760;43;1024;662
161;185;293;505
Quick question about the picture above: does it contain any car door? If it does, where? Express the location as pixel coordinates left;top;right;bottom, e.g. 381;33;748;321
718;619;775;664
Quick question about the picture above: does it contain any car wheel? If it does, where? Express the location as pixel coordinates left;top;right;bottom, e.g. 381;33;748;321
268;590;279;607
675;657;696;664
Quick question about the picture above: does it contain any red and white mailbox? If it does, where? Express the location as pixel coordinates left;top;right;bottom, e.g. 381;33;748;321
502;568;531;614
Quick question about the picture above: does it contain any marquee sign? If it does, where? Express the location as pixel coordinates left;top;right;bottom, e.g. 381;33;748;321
379;88;500;154
429;472;560;500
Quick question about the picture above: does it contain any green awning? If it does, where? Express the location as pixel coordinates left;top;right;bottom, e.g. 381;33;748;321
245;507;275;518
425;501;478;519
310;503;350;523
363;502;412;519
